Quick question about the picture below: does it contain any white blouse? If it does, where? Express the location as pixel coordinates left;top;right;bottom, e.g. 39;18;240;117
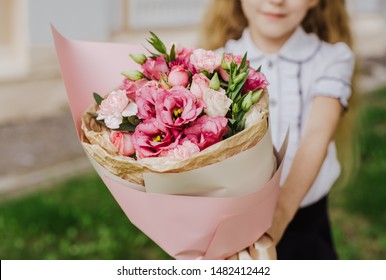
222;27;355;207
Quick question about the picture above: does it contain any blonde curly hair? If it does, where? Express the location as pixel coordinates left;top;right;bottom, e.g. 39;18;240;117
199;0;353;49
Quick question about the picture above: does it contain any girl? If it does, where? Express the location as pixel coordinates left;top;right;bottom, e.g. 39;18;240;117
200;0;356;259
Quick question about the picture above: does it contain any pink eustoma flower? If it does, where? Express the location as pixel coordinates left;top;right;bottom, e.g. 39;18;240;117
136;81;164;120
170;46;197;74
141;56;169;81
243;69;269;93
155;86;204;129
168;65;189;87
119;78;148;100
132;118;181;158
190;73;210;101
183;115;228;150
110;131;135;157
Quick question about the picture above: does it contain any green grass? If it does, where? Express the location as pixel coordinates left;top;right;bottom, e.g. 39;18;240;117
330;87;386;259
1;88;386;259
0;173;170;259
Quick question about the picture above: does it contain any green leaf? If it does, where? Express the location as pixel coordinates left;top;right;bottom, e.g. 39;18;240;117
256;65;262;72
200;70;211;79
127;115;141;126
147;31;167;54
114;122;136;132
228;118;237;125
235;119;246;132
93;92;104;106
228;70;249;101
169;44;176;61
239;52;248;71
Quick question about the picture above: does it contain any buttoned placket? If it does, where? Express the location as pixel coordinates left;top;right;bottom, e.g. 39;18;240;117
260;55;282;149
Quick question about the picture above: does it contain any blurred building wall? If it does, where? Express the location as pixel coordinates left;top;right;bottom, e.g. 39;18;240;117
28;0;121;45
0;0;28;79
1;0;386;82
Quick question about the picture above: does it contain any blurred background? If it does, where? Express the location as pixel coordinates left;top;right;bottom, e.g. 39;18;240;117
0;0;386;259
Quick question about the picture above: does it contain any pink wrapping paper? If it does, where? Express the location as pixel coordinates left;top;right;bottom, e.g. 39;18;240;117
52;26;287;259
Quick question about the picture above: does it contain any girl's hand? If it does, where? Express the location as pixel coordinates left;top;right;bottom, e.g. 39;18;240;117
226;234;277;260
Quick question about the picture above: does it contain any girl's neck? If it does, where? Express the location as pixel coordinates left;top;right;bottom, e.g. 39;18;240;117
249;28;296;55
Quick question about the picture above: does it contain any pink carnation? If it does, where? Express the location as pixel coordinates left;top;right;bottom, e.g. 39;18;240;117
183;115;228;150
190;48;221;73
164;140;200;159
155;86;204;129
131;118;181;158
109;131;135;156
97;90;137;129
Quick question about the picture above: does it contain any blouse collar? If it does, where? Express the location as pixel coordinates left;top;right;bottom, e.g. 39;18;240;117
240;26;321;63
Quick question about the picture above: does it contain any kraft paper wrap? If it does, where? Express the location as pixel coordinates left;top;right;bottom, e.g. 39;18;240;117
52;26;286;259
81;92;271;189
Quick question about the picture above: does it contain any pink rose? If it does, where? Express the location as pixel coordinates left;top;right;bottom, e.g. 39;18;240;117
119;78;148;100
132;118;181;158
97;90;137;129
109;131;135;156
190;73;210;100
136;81;164;120
156;86;204;129
190;48;221;73
142;56;169;80
183;115;228;150
243;69;269;93
164;140;200;159
168;65;189;87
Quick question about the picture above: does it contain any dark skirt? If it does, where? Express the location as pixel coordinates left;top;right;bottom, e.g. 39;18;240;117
276;196;338;260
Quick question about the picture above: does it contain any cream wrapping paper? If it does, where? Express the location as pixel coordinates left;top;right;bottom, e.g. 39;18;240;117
52;25;288;259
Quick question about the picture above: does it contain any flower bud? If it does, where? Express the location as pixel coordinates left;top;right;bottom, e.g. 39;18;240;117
232;103;240;114
233;72;247;84
241;91;253;112
252;89;264;104
129;53;147;65
121;70;144;81
221;55;230;70
209;72;220;90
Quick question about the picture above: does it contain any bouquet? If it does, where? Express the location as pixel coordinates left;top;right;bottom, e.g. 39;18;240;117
52;26;287;259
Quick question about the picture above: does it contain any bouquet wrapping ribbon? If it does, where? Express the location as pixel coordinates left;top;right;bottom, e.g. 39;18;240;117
52;26;287;259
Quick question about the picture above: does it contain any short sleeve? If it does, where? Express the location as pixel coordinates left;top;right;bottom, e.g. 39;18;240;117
312;42;355;109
